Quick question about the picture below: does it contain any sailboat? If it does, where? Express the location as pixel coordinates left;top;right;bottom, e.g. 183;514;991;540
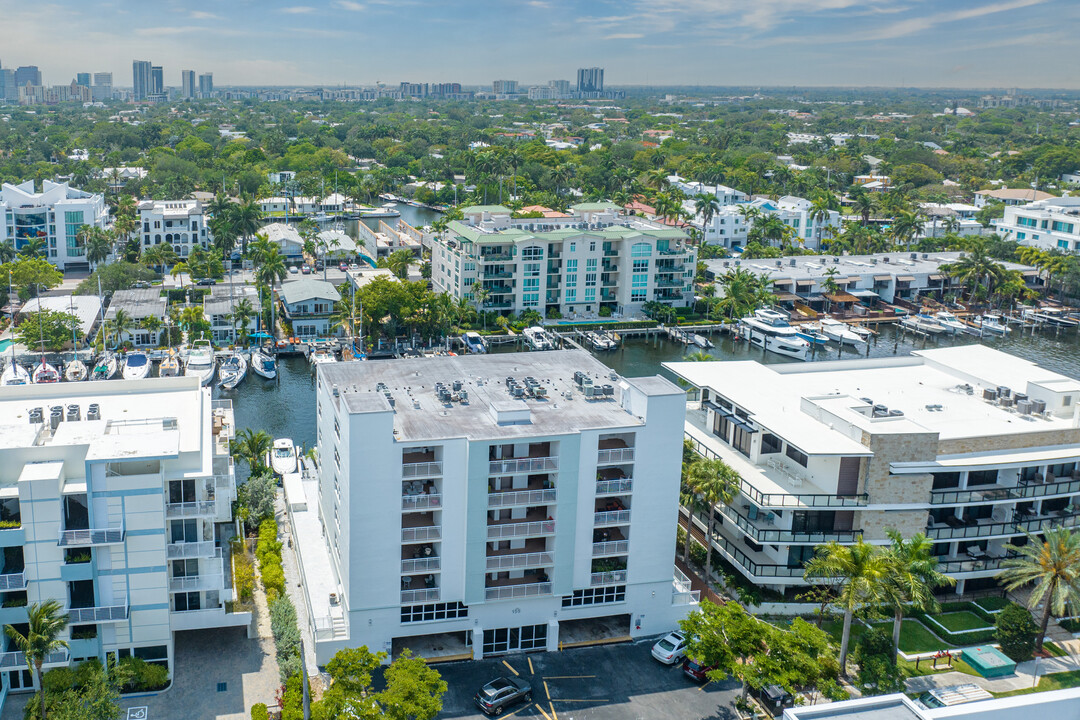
90;275;117;380
158;348;181;377
218;352;248;389
32;357;60;384
64;297;87;381
1;361;30;386
250;347;276;379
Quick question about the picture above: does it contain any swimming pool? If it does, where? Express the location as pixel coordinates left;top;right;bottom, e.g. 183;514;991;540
0;339;12;353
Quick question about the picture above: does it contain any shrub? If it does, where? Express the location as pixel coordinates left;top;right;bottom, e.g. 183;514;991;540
598;306;612;317
251;703;269;720
280;674;306;720
269;594;302;683
996;602;1038;662
42;667;76;693
233;548;255;603
116;657;170;692
852;627;904;696
261;562;286;597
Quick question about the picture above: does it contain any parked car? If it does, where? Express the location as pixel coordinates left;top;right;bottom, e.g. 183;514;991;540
348;262;360;271
338;262;349;271
474;677;532;716
301;265;311;274
651;630;688;664
682;658;716;682
195;278;216;286
288;266;299;274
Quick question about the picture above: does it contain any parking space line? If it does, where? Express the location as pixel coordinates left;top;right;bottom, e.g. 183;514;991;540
528;657;534;675
698;682;710;691
551;699;611;703
535;704;553;720
543;681;551;700
549;702;559;720
542;675;596;679
502;704;531;719
502;660;520;676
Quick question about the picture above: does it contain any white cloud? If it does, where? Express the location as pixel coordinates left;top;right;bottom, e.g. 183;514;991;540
334;0;364;10
279;6;316;14
189;11;220;20
604;33;644;40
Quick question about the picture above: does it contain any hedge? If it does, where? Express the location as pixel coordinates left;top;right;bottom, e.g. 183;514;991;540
256;520;285;598
909;608;996;646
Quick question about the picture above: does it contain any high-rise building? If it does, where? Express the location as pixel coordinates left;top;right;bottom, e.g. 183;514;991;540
92;72;112;101
198;73;213;97
0;180;107;269
132;60;151;101
181;70;195;99
576;67;604;94
0;69;14;103
550;79;571;96
492;79;518;95
14;66;42;88
150;66;164;96
75;73;91;88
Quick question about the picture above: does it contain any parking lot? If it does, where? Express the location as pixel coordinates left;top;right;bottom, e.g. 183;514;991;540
435;638;739;720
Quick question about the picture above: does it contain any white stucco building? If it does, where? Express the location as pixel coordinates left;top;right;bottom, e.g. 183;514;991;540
292;351;697;663
0;181;107;270
138;199;211;258
995;196;1080;252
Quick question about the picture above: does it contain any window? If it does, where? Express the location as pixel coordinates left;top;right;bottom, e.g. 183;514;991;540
631;288;647;301
524;263;540;277
760;433;782;455
569;242;576;253
522;245;543;259
566;274;577;288
562;586;626;607
786;445;809;467
1017;216;1038;228
732;425;753;457
565;289;577;302
172;559;199;578
401;601;468;624
632;259;649;273
586;258;597;272
589;241;596;252
566;259;577;273
585;273;597;287
632;274;647;288
584;288;596;302
483;624;547;655
173;592;201;612
631;242;651;257
1052;221;1075;233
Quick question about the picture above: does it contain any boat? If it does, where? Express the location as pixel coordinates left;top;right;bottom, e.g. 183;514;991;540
91;352;119;380
738;308;810;361
524;326;556;351
158;348;182;377
900;315;947;335
268;438;298;476
1023;307;1079;328
932;311;968;335
598;330;620;349
692;333;714;349
122;352;151;380
976;314;1011;335
818;317;868;347
184;339;216;386
218;353;248;390
462;332;488;354
64;357;88;382
795;323;830;346
309;347;337;365
32;358;60;384
1;361;30;386
251;347;277;379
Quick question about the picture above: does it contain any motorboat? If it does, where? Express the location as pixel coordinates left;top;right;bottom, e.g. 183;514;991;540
598;330;620;349
158;349;181;377
184;340;216;386
91;352;119;381
976;314;1011;335
795;323;830;346
900;315;947;335
692;334;714;349
122;352;151;380
32;358;60;384
524;326;556;351
268;438;298;476
218;353;248;390
1023;307;1079;328
251;347;277;379
932;311;968;335
738;308;810;361
462;332;488;354
1;362;30;386
818;317;867;347
309;347;337;365
64;358;88;382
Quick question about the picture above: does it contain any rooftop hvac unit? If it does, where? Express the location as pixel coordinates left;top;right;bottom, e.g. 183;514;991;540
1016;399;1034;415
910;253;918;260
983;388;998;401
872;404;889;418
28;407;43;425
776;260;782;267
997;386;1012;399
50;406;63;431
922;253;929;259
790;258;797;266
1013;392;1028;403
889;409;905;417
87;403;100;421
883;257;890;263
1031;398;1047;414
834;257;840;263
602;384;614;396
66;405;80;422
459;389;469;403
999;396;1015;408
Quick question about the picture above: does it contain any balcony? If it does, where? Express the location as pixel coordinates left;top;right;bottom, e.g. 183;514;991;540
401;556;441;574
59;525;125;547
596;478;633;496
485;579;552;601
721;505;862;544
929;477;1080;505
655;277;685;288
481;253;513;262
594;510;631;526
935;549;1019;575
68;604;128;623
1014;508;1080;533
489;456;558;475
487;519;555;540
597;448;635;465
590;570;627;586
0;573;26;591
0;649;68;670
166;500;216;518
485;270;514;279
167;541;218;559
486;550;554;571
592;540;629;556
672;568;700;606
402;526;441;542
401;588;440;604
403;461;442;479
488;488;556;509
169;572;224;593
689;511;806;581
402;494;442;511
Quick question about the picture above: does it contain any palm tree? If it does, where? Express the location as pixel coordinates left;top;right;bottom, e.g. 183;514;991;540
472;286;491;330
810;194;833;248
140;315;163;345
804;539;888;675
233;428;273;474
940;238;1006;300
1000;527;1080;652
0;241;15;264
693;194;720;234
20;236;47;259
254;246;288;288
890;211;924;249
386;249;414;279
232;196;262;256
686;458;740;582
231;298;255;346
110;308;134;347
716;268;774;320
851;191;875;227
5;599;69;720
881;530;954;659
83;226;112;268
170;261;191;290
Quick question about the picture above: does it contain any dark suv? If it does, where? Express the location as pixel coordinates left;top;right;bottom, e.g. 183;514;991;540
474;677;532;715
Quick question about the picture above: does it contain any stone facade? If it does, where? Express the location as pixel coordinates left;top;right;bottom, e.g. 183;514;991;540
856;430;938;540
937;427;1080;456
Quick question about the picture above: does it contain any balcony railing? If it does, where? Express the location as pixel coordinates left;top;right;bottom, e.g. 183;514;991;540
0;649;67;670
594;510;631;526
402;462;442;479
401;557;441;574
401;526;441;542
59;525;125;547
67;604;128;623
489;457;558;475
401;588;440;604
485;582;552;601
590;570;627;586
720;506;862;544
592;540;629;556
487;520;555;540
596;479;633;495
935;551;1019;575
166;541;218;559
0;573;26;591
488;489;556;508
932;479;1080;505
169;572;224;593
597;448;635;464
926;521;1015;540
166;500;216;518
402;494;442;511
1014;511;1080;533
704;522;806;579
486;552;554;571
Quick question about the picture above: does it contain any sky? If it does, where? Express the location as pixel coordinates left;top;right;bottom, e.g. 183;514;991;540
1;0;1077;89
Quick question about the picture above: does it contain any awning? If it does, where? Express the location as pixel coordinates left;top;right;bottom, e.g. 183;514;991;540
1022;270;1039;277
897;275;916;282
773;291;801;301
730;416;758;434
851;289;881;299
929;274;946;281
825;292;859;303
874;274;891;282
847;276;862;283
796;279;814;286
802;293;827;302
703;400;733;417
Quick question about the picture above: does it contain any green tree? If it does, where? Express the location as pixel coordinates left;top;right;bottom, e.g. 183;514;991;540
995;601;1039;662
233;428;273;475
82;226;112;268
881;530;954;659
74;262;155;297
679;600;768;700
940;238;1007;300
380;650;448;720
17;310;82;353
686;458;740;582
852;627;904;696
233;196;262;255
4;257;63;300
231;298;256;346
236;472;277;529
1000;527;1080;652
254;246;288;288
386;249;415;279
5;599;69;720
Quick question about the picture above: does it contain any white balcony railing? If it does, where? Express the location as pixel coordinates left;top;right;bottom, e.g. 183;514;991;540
592;541;629;556
594;510;631;526
597;448;635;464
0;649;67;670
486;551;554;571
590;570;627;586
401;526;441;542
487;489;556;508
166;500;216;518
486;520;556;540
401;588;440;604
402;494;442;511
58;525;125;547
313;614;349;641
402;462;442;479
166;541;218;559
485;582;552;601
67;604;128;623
489;457;558;475
169;570;225;593
401;557;441;574
595;479;633;495
0;572;26;591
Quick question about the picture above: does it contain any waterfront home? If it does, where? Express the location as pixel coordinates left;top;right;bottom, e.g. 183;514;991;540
104;288;167;347
279;279;341;339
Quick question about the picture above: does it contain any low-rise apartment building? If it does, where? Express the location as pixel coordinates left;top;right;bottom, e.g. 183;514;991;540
279;279;341;338
138;199;210;258
104;289;167;347
1;181;106;270
430;204;696;317
204;285;261;346
995;196;1080;252
667;346;1080;596
0;377;247;708
292;351;696;663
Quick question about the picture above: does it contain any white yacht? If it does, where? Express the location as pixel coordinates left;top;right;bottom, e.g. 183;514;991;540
932;311;968;335
1024;307;1079;328
268;438;298;476
692;333;714;349
218;353;248;390
976;314;1011;335
251;348;277;379
900;315;947;335
184;340;217;386
31;358;60;384
122;352;151;380
524;326;555;351
818;317;867;347
739;308;810;361
309;347;337;365
1;362;30;386
462;332;488;354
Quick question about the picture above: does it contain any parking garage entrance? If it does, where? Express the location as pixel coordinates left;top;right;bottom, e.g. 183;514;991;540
558;614;632;649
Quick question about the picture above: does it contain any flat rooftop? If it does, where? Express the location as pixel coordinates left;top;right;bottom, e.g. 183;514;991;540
667;346;1080;453
319;350;681;442
706;251;1034;283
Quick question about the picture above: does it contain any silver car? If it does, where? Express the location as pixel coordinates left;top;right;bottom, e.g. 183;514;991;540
651;630;688;664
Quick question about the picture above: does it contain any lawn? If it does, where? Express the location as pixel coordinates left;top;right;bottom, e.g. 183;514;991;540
899;655;979;680
933;611;995;633
993;669;1080;698
821;618;953;655
973;596;1010;613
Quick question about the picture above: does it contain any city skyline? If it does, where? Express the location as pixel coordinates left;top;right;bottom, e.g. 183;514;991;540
0;0;1076;89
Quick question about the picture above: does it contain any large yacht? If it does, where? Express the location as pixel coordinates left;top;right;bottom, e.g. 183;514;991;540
738;308;810;361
